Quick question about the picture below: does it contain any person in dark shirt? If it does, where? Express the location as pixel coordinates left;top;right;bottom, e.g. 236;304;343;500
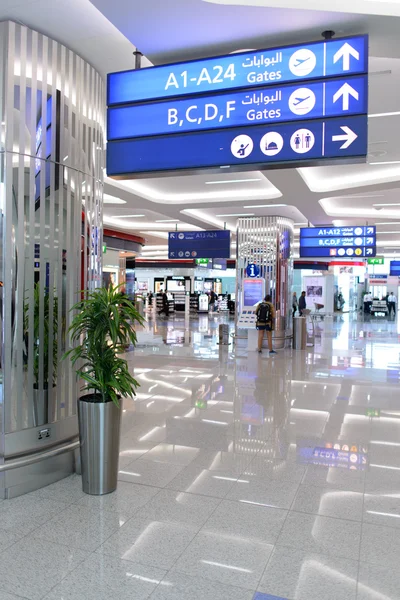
159;291;169;317
298;291;306;316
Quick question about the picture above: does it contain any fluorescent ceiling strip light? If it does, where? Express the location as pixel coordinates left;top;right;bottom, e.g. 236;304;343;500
369;111;400;118
108;177;281;204
201;561;252;574
367;510;400;519
244;203;287;208
373;203;400;207
370;441;400;447
215;213;254;217
155;219;180;222
111;214;145;218
370;464;400;471
205;178;261;184
369;161;400;166
375;222;400;225
239;500;279;508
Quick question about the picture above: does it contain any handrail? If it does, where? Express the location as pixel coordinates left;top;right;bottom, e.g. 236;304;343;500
0;438;79;472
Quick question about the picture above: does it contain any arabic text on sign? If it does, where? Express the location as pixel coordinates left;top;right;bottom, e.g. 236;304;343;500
107;36;367;105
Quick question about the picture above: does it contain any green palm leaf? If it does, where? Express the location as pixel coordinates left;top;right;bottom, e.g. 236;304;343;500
64;284;145;406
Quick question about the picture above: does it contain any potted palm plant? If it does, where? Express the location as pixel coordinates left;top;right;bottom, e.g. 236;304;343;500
66;284;144;495
24;283;58;427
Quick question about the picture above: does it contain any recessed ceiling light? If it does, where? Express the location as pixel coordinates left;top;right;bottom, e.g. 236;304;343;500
244;203;287;208
111;214;145;218
205;178;261;185
215;213;255;217
155;219;180;222
369;161;400;165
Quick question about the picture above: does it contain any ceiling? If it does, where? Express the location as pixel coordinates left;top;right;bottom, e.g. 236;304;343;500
2;0;400;259
90;0;400;63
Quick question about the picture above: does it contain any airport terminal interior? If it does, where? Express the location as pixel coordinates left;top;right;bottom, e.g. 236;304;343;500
0;0;400;599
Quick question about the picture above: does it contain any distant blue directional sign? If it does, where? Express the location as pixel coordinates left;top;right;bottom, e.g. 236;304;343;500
300;226;376;237
107;116;368;177
300;246;376;258
301;236;375;248
168;230;230;259
299;225;376;258
390;261;400;276
108;36;367;105
108;76;367;140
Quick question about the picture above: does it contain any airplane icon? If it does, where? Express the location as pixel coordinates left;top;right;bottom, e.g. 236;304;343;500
294;57;311;68
293;95;311;106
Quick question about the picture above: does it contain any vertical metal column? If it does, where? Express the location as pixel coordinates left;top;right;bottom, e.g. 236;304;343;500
0;21;105;498
236;216;294;346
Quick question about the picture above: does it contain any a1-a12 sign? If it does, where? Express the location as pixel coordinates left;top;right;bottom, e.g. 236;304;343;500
300;225;376;258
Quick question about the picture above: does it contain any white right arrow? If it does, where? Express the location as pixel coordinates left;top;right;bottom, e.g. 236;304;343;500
333;83;359;111
333;43;360;71
332;126;358;149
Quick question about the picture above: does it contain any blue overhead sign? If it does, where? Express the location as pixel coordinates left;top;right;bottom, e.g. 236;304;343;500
301;236;375;248
301;247;376;258
107;36;367;105
168;230;230;259
107;115;368;177
300;224;376;258
108;76;367;140
300;225;375;237
390;261;400;276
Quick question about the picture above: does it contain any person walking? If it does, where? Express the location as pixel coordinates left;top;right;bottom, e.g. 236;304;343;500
388;292;397;318
209;290;217;312
298;291;306;316
292;291;298;317
158;291;169;317
255;294;276;355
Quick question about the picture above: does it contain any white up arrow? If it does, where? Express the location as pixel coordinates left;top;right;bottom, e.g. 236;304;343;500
333;43;360;71
333;83;359;111
332;126;358;149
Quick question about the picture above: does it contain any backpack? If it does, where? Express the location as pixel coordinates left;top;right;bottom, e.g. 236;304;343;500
256;302;271;323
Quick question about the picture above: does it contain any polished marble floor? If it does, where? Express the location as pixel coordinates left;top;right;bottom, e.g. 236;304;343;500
2;311;400;599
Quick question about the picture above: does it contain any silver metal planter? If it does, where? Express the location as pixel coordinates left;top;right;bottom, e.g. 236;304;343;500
78;396;121;495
